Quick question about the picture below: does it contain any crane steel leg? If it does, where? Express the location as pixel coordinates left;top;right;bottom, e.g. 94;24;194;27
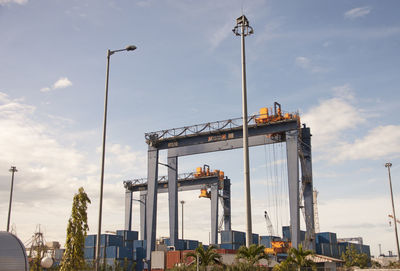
124;189;133;231
223;179;231;231
286;130;300;248
210;184;219;244
146;148;159;263
140;191;147;240
168;155;179;247
300;126;315;251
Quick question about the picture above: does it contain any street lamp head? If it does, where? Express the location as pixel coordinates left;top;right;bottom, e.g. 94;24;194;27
126;45;137;51
386;163;393;168
232;14;254;37
180;200;185;204
9;166;17;173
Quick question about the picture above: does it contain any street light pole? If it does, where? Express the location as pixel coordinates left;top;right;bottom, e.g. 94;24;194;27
386;162;400;261
180;200;185;240
233;14;254;247
7;166;18;232
95;45;137;271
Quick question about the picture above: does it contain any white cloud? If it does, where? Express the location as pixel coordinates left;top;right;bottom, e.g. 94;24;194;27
334;125;400;162
295;56;326;73
303;84;400;163
344;6;372;19
319;195;395;257
0;93;145;246
40;77;72;92
332;84;354;100
302;84;365;148
40;87;51;93
0;0;27;5
52;77;72;89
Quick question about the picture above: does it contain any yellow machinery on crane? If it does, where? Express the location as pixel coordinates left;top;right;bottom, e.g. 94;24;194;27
255;102;300;125
194;165;224;199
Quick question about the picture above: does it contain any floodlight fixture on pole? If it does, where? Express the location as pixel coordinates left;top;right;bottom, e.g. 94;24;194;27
95;45;137;271
385;162;400;261
7;166;17;232
180;200;185;240
233;14;254;247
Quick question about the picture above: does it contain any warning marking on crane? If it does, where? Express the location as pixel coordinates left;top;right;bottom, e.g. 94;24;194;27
208;134;227;142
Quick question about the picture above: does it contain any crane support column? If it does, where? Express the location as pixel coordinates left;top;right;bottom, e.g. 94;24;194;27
168;155;179;248
210;184;219;244
300;126;315;251
140;191;147;240
286;130;300;248
146;147;159;263
223;179;232;231
124;189;133;231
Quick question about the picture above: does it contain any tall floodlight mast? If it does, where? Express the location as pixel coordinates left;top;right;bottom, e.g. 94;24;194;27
385;162;400;261
7;166;18;232
233;15;254;247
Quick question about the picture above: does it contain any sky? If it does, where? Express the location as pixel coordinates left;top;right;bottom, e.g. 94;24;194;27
0;0;399;258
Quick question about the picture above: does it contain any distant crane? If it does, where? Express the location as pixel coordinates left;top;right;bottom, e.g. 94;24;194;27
264;210;275;237
313;190;320;233
388;214;400;226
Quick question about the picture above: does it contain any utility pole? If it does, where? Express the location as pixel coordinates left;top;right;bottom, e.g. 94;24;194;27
233;14;254;247
180;200;185;240
7;166;18;232
385;162;400;261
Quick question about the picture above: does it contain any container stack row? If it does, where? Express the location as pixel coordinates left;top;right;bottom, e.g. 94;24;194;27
220;230;258;249
337;242;371;258
162;238;199;250
84;231;139;269
282;226;306;242
315;232;339;258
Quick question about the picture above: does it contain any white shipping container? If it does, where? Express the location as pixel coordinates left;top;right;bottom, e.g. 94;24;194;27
151;250;166;269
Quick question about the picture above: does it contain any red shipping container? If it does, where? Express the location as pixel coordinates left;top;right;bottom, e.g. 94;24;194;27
182;250;195;265
166;251;181;269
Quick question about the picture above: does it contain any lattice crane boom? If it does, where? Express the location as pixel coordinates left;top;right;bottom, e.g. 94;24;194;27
264;210;275;237
313;190;320;233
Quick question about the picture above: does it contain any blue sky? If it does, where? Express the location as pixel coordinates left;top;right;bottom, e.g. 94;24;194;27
1;0;399;257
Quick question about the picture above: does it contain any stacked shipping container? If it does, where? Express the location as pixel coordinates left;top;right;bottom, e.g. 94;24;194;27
84;231;138;269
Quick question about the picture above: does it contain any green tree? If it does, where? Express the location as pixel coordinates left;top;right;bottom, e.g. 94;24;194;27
59;187;91;271
274;244;315;271
185;244;222;269
236;244;269;266
341;244;369;268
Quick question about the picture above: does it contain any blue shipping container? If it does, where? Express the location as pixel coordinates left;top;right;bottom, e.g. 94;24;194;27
116;230;139;242
186;240;199;250
221;230;246;245
133;240;147;251
124;240;134;249
85;235;97;247
252;234;259;245
84;247;95;259
105;246;133;260
316;232;337;245
282;226;290;241
162;238;185;250
133;247;146;261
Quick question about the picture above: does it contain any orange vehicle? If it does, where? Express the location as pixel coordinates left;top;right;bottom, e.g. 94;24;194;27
264;241;291;255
